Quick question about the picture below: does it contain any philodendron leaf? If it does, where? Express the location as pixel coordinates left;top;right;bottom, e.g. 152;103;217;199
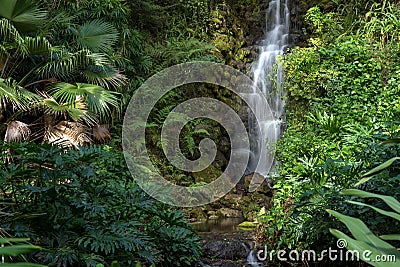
356;157;400;185
327;210;397;252
341;189;400;213
346;200;400;221
329;229;399;267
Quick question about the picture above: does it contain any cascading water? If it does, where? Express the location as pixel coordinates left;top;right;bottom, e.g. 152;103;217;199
247;0;290;177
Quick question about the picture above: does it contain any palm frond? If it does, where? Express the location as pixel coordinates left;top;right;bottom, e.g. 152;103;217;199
49;82;120;122
0;18;23;43
0;77;39;111
0;0;47;32
43;120;92;149
39;90;97;125
39;10;77;37
86;52;112;66
0;18;29;58
82;64;127;90
22;36;52;55
4;120;30;142
36;48;92;80
41;96;97;126
71;19;118;53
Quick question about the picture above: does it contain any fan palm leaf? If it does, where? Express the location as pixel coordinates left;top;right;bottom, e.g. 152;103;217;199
22;36;52;56
49;82;119;122
0;20;54;83
0;0;46;32
41;94;97;126
83;64;127;89
70;19;118;53
36;48;93;80
0;77;39;111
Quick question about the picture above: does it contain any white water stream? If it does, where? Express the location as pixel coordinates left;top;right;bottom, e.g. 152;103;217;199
247;0;290;177
246;0;290;265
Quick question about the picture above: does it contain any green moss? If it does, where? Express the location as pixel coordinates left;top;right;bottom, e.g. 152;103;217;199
238;221;257;228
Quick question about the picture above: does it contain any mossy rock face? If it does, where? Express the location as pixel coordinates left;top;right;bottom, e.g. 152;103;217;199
210;0;266;71
237;195;261;221
186;207;207;222
217;193;242;210
192;164;222;184
216;207;243;218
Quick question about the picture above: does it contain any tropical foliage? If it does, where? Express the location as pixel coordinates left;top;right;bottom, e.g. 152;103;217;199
1;0;400;266
0;142;202;266
329;157;400;266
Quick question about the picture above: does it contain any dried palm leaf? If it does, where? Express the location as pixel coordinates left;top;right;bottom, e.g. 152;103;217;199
4;120;31;142
93;124;111;143
44;120;92;149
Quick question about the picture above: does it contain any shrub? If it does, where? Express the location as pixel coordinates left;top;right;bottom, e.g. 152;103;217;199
0;142;202;266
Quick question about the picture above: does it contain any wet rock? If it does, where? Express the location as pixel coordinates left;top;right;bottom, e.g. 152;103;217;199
219;194;242;209
217;207;242;218
204;240;249;260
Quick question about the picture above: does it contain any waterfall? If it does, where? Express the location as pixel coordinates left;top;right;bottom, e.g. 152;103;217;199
246;250;264;267
248;0;290;176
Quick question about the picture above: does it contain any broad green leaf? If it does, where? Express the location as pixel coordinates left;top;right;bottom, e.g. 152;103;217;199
341;189;400;213
0;238;30;244
358;157;400;185
327;210;397;252
329;229;399;267
346;200;400;221
0;244;41;256
380;234;400;241
0;0;46;32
